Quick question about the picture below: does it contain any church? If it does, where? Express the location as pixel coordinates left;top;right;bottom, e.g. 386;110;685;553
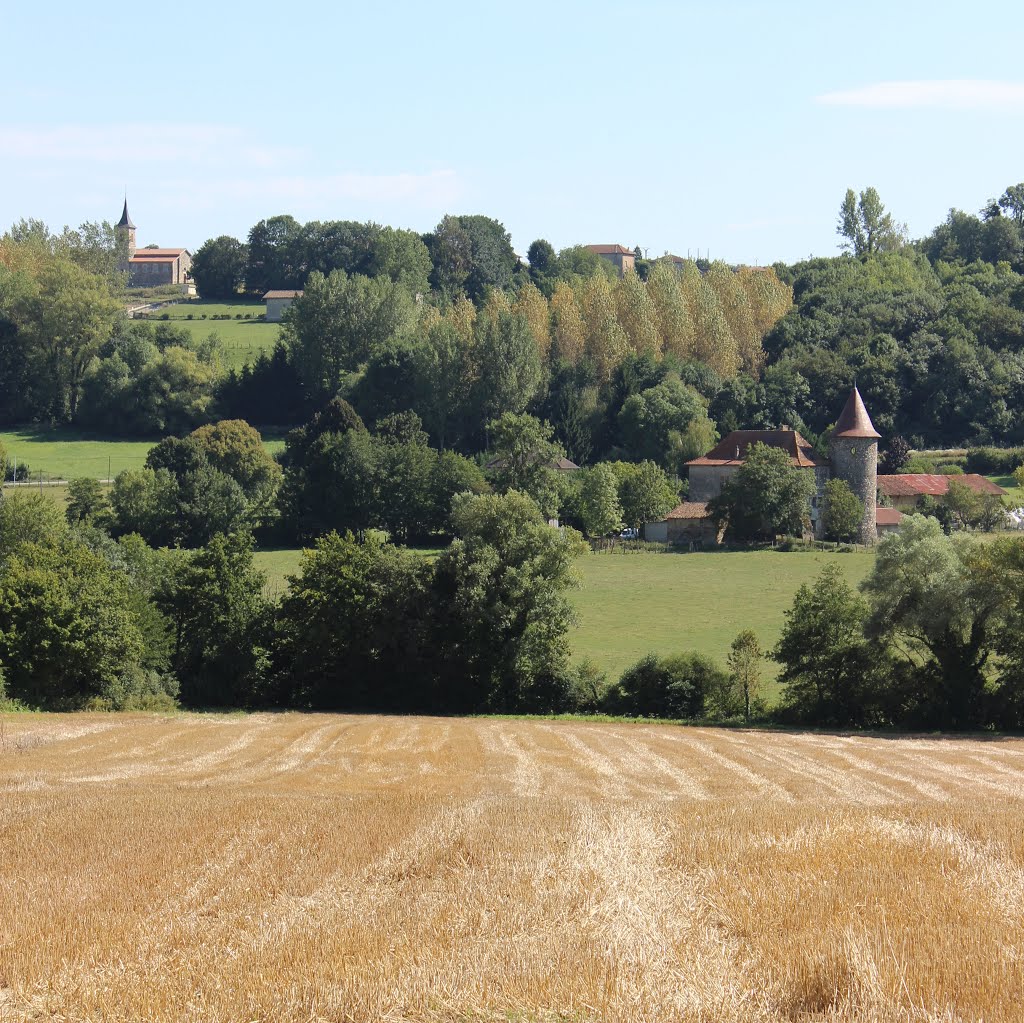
648;387;886;545
115;200;193;288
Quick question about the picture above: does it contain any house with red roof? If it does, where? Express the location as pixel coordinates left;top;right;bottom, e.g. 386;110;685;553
584;244;636;277
651;387;886;544
877;473;1006;512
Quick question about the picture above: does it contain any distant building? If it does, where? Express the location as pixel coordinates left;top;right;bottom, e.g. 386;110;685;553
877;473;1006;512
115;200;192;287
678;387;883;544
584;244;636;277
643;502;722;546
264;290;304;322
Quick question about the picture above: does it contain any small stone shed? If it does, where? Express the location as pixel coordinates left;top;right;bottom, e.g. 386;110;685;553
264;290;304;322
645;501;723;546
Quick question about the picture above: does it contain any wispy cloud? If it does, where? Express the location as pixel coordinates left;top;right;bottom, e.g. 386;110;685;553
157;170;462;209
816;80;1024;111
0;123;297;168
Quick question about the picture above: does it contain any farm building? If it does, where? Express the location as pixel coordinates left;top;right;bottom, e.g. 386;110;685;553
644;502;723;546
584;244;636;277
115;200;192;287
264;290;304;322
876;473;1007;511
874;506;904;536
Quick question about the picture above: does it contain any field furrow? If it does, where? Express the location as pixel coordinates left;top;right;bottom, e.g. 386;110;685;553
2;713;1024;1021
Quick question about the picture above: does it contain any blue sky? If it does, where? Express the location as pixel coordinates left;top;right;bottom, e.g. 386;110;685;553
3;0;1023;264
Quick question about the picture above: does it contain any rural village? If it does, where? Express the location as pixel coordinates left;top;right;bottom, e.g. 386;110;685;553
4;3;1024;1017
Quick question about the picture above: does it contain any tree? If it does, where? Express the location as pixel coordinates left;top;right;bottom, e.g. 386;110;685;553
984;182;1024;226
190;235;247;299
605;652;723;719
773;564;879;726
431;491;588;712
822;478;863;542
473;312;542;422
65;477;110;528
615;461;679;532
411;320;473;450
486;413;566;518
156;532;271;707
0;490;66;561
245;215;302;294
617;378;717;475
577;464;622;538
274;531;433;710
282;269;414;401
709;443;816;540
860;515;1003;728
880;435;911;473
367;226;432;295
837;187;907;257
726;630;763;722
189;419;281;524
944;478;980;530
615;269;660;357
647;260;695;361
18;257;123;419
0;535;171;709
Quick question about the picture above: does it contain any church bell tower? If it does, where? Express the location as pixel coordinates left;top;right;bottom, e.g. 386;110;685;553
115;198;136;260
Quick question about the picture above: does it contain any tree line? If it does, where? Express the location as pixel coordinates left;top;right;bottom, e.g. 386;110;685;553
6;472;1024;733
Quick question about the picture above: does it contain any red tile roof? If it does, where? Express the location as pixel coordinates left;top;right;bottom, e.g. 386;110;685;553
130;248;188;261
875;506;904;526
877;474;1007;498
584;244;634;256
833;386;881;439
687;429;827;468
665;501;711;520
263;290;303;299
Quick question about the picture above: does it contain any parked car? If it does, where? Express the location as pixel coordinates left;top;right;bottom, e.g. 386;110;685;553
619;527;638;539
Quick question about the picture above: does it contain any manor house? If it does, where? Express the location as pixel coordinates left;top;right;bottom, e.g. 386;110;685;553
650;387;884;545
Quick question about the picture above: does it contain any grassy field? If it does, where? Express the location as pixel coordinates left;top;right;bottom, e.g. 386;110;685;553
146;299;281;372
1;713;1022;1022
1;428;285;481
991;473;1024;507
253;547;875;680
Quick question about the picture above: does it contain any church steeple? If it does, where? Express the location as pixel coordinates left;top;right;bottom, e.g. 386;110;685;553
115;197;136;260
116;198;135;230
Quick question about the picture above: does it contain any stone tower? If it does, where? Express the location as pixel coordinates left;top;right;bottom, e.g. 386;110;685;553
829;386;880;544
115;198;136;259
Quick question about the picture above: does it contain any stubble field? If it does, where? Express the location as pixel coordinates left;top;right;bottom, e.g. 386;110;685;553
2;713;1023;1022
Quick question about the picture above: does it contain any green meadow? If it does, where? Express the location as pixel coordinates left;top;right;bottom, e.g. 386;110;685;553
252;546;876;684
143;299;281;372
0;428;285;481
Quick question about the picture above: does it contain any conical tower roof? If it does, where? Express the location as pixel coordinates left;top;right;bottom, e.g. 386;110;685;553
833;386;880;439
116;199;135;230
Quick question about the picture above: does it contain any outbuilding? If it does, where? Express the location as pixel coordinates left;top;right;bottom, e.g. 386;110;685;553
264;290;303;323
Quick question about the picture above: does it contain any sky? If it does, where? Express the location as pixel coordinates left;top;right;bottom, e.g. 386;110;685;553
3;0;1023;265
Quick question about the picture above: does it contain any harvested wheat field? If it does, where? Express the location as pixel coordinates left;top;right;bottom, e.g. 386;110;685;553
2;715;1024;1022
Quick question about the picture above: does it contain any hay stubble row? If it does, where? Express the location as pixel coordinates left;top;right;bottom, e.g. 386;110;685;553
1;714;1023;1021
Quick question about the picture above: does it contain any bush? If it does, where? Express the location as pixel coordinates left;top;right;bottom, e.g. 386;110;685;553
936;464;964;475
604;652;726;719
904;455;937;474
965;447;1024;474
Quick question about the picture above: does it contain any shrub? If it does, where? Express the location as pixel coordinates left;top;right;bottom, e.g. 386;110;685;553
936;464;964;475
904;455;937;474
605;652;725;719
965;447;1024;474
